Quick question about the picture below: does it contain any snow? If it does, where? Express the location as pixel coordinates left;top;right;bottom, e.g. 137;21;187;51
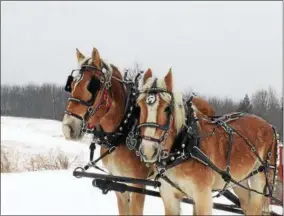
1;116;283;215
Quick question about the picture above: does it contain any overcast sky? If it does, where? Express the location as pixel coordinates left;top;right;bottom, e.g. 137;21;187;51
1;1;282;100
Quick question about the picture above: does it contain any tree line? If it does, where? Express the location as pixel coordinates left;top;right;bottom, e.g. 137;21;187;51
1;83;283;140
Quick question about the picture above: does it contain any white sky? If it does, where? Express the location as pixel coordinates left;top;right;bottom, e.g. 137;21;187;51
1;1;283;100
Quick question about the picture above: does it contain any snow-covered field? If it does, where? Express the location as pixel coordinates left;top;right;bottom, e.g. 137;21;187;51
1;116;282;215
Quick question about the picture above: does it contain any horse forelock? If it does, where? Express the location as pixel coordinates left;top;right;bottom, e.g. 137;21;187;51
78;57;91;68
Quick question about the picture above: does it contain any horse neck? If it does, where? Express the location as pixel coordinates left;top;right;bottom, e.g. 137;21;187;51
99;67;127;132
191;97;215;117
190;104;211;134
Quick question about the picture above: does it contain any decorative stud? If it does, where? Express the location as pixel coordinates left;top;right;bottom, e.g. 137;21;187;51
181;144;185;148
177;151;181;155
162;161;167;166
127;114;131;118
119;127;123;131
146;94;156;105
130;106;133;111
104;136;108;140
124;120;128;124
170;156;175;161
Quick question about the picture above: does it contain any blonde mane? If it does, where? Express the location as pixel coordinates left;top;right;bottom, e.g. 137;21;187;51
137;77;186;133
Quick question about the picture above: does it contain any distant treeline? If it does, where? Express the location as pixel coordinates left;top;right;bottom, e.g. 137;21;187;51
1;83;283;140
1;84;69;121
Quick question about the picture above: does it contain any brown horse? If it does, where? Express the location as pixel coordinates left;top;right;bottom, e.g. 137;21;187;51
62;47;151;215
61;47;218;215
136;69;278;215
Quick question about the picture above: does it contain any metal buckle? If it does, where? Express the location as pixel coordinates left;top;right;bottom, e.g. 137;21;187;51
100;76;105;83
88;106;96;116
157;167;166;177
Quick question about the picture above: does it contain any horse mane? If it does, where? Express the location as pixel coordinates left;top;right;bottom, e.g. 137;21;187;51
106;62;126;100
109;63;123;80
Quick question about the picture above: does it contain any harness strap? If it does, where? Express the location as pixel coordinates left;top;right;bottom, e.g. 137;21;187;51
231;127;264;164
84;146;116;171
190;145;280;199
154;172;187;196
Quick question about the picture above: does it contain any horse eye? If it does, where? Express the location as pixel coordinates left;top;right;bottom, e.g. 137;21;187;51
164;106;171;113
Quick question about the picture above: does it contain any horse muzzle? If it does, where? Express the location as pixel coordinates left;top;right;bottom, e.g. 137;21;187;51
62;114;84;140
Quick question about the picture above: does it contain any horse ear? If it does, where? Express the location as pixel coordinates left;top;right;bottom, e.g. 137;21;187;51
76;48;85;63
143;68;152;84
91;47;102;68
164;68;173;91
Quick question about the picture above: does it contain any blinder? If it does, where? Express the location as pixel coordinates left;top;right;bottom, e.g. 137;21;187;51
87;76;101;99
65;75;73;92
65;68;82;93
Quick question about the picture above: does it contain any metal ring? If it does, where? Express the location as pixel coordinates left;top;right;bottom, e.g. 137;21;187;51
88;106;94;113
136;150;140;156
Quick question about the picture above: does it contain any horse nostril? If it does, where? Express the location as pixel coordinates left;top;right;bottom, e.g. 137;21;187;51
151;146;159;159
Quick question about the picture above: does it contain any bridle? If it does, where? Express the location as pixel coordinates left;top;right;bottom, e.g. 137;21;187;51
136;79;174;146
64;59;113;133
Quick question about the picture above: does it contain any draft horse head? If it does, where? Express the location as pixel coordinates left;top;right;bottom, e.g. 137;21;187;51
136;68;185;163
62;48;116;140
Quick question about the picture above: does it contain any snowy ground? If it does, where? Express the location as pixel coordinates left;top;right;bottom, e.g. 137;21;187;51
1;116;283;215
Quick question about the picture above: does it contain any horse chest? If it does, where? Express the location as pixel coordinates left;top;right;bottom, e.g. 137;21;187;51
163;169;195;197
101;150;132;177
